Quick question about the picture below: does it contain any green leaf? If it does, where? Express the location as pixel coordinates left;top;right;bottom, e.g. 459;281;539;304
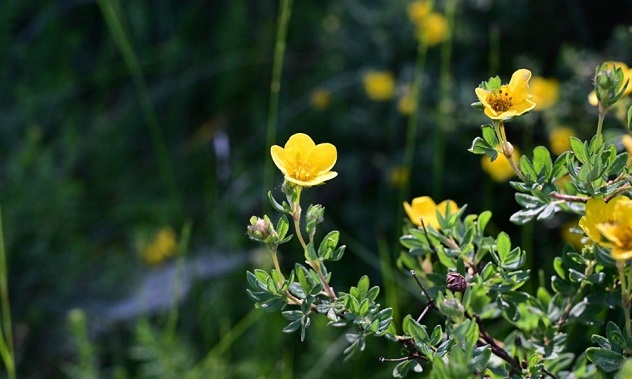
477;211;492;233
268;191;289;213
276;215;289;240
469;136;494;158
569;137;588;164
318;230;340;259
294;264;311;297
481;124;498;146
304;241;318;261
510;205;547;225
481;76;502;91
515;193;542;208
532;146;553;178
471;346;491;373
591;334;611;350
356;275;370;299
430;324;443;346
496;232;511;263
585;347;624;372
606;321;625;353
403;315;430;343
519;155;537;182
607;153;628;177
627;105;632;132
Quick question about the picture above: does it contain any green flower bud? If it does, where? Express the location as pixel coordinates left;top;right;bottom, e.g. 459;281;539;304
306;204;325;225
247;215;277;244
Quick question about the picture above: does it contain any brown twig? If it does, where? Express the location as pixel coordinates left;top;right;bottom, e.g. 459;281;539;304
472;313;521;371
549;192;589;203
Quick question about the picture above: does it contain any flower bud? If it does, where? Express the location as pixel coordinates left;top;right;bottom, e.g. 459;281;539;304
247;216;277;243
440;297;465;318
446;272;468;293
596;68;614;92
502;141;514;159
306;204;325;225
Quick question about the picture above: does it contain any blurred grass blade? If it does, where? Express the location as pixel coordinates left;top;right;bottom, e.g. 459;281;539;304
165;220;193;342
263;0;293;210
97;0;182;217
0;204;15;379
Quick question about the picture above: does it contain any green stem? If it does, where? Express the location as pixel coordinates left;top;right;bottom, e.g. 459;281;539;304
97;0;182;218
395;16;429;251
165;221;192;343
291;186;308;251
596;111;606;139
618;260;632;337
432;0;457;200
0;204;14;379
496;121;526;182
263;0;293;211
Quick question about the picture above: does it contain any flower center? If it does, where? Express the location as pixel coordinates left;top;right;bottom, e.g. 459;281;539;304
292;161;314;182
488;89;513;112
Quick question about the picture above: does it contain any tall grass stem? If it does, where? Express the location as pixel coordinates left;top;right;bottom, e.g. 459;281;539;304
0;204;14;379
165;221;193;343
395;20;429;251
98;0;182;218
432;0;457;200
263;0;294;211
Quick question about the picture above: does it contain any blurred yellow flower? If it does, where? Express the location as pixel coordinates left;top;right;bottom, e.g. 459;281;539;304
592;197;632;260
548;127;575;156
310;88;331;110
403;196;459;229
407;0;431;24
475;69;536;120
588;61;632;106
270;133;338;187
398;89;416;115
579;196;629;247
481;146;521;182
141;228;178;266
561;219;584;250
415;12;448;47
407;1;447;47
530;77;560;111
389;166;410;188
363;71;395;101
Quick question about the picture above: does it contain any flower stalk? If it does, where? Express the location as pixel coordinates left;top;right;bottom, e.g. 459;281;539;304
618;260;632;337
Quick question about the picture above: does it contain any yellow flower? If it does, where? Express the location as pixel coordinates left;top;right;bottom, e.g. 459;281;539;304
397;89;416;115
270;133;338;187
579;196;629;245
588;61;632;106
403;196;459;229
415;12;448;47
389;166;410;188
407;0;431;24
595;197;632;260
530;77;560;111
141;228;178;266
363;70;395;101
481;146;521;182
561;219;584;250
310;88;331;110
548;127;576;156
475;69;536;120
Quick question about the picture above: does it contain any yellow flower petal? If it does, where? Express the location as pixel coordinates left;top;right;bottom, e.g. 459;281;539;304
306;143;337;174
508;69;532;104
